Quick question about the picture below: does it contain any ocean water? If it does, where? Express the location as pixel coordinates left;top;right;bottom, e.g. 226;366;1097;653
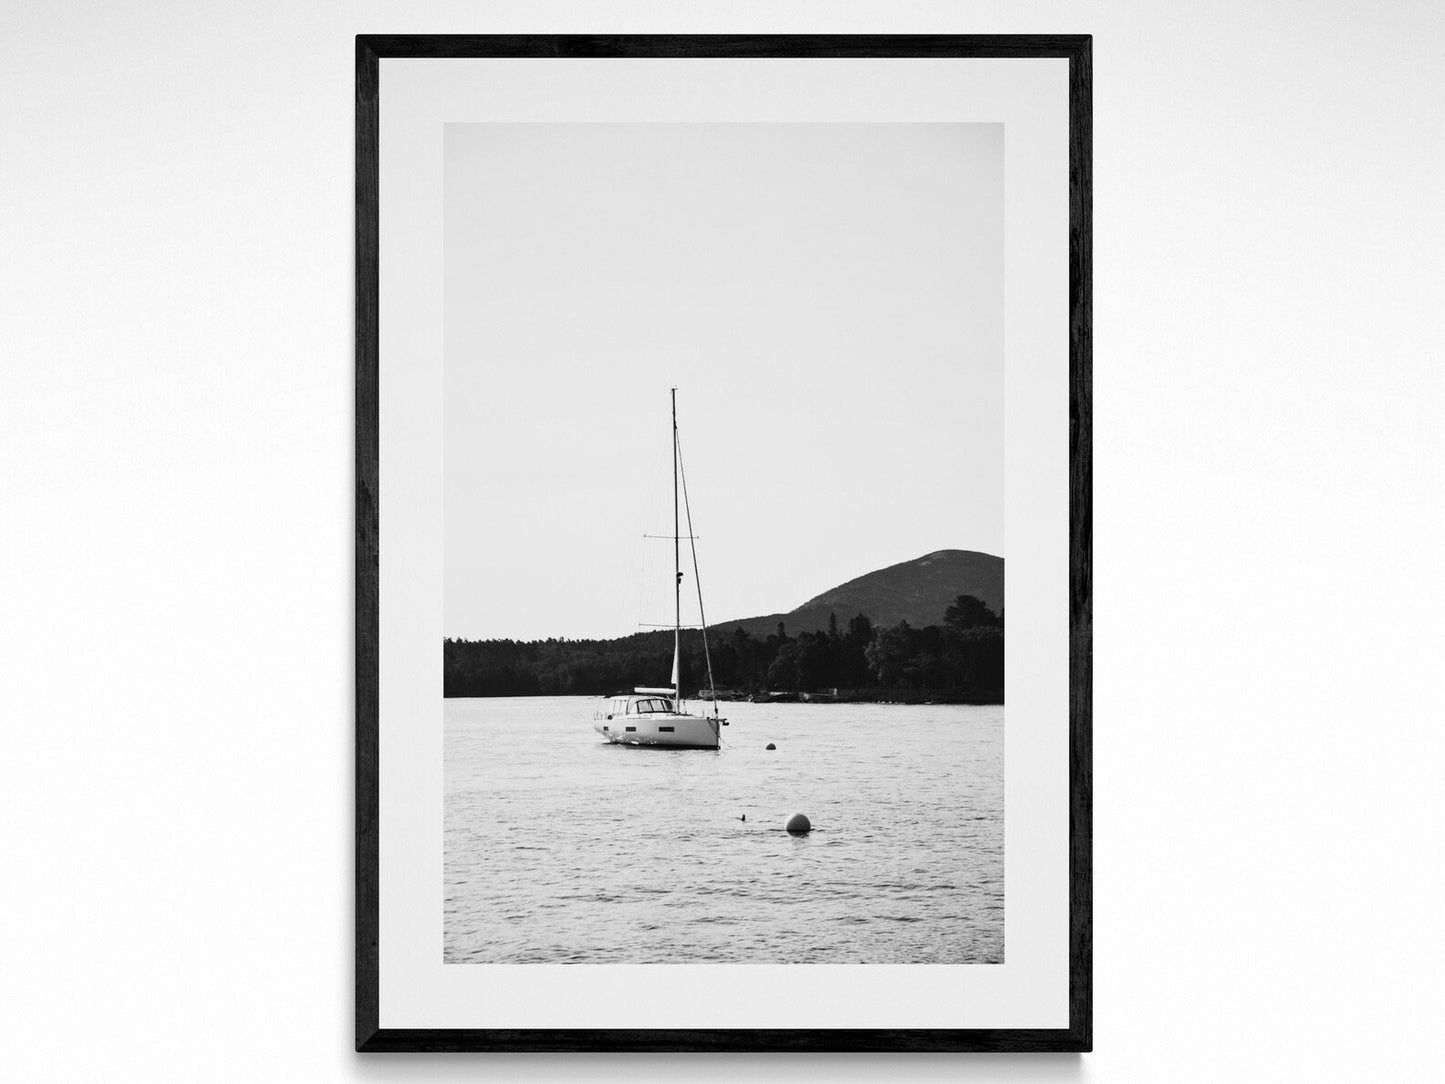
444;696;1003;964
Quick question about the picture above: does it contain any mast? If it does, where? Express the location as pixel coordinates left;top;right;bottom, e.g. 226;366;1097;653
676;431;721;722
671;387;681;710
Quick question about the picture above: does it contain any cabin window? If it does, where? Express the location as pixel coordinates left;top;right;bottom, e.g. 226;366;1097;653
625;726;637;732
658;726;674;733
634;697;671;714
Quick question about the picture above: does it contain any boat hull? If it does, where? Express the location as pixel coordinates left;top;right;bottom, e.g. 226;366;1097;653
594;712;721;749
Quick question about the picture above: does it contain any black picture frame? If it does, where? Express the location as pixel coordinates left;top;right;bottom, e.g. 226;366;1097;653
356;33;1091;1053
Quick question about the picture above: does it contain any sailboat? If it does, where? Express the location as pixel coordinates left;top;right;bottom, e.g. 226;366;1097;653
593;389;725;749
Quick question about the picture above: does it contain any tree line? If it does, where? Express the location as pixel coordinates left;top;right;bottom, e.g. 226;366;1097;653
444;595;1003;702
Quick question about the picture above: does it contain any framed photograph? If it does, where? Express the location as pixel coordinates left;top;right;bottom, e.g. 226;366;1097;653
356;34;1090;1052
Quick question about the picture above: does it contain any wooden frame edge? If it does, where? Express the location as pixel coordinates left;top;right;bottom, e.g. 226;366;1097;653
354;33;381;1053
354;33;1092;1053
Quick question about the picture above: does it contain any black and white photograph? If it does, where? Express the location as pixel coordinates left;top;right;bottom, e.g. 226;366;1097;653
440;122;1006;966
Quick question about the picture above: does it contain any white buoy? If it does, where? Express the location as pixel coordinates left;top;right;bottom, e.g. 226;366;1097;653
785;812;811;835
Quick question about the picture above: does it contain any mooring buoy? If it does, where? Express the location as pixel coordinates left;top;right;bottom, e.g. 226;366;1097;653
785;812;812;835
766;742;776;750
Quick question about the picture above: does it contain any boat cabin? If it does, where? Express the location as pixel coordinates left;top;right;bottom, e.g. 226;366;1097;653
604;690;680;719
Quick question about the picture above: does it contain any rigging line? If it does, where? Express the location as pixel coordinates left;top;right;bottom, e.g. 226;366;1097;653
675;428;720;719
671;388;681;705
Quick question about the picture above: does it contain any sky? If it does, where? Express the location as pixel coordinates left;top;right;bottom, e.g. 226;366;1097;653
444;123;1001;641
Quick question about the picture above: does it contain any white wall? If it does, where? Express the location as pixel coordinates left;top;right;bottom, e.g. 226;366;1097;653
4;2;1442;1080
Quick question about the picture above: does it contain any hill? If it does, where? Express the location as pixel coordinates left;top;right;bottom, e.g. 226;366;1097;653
718;549;1004;638
444;549;1005;699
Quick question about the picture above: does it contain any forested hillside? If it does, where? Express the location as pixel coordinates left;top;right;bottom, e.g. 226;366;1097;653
444;594;1003;703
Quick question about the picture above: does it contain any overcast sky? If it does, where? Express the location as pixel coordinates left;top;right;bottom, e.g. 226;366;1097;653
444;123;1001;641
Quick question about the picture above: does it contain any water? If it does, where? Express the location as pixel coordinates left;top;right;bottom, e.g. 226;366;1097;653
444;696;1003;964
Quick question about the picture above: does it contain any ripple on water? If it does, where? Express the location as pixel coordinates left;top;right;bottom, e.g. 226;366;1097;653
444;697;1004;965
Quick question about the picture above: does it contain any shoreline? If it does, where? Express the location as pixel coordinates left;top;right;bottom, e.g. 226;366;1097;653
442;689;1004;706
